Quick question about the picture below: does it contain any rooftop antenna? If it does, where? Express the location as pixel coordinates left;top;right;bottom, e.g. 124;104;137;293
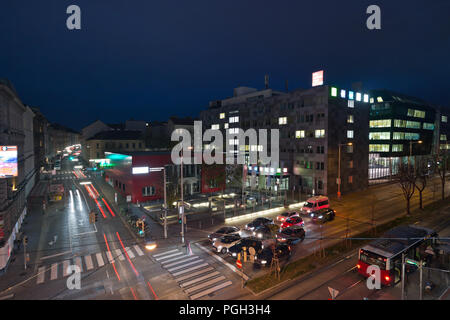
264;74;269;89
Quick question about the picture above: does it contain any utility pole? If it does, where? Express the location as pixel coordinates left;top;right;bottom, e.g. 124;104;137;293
181;148;184;244
163;167;167;239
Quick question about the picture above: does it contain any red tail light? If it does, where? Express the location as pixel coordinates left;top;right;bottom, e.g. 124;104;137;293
356;264;361;269
385;276;390;282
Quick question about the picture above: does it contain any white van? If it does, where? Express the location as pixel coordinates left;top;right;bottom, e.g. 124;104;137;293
300;196;330;215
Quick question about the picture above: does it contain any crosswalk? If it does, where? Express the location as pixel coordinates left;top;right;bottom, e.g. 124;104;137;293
151;248;232;300
36;245;145;285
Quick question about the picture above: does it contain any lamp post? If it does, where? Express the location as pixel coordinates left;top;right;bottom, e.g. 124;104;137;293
409;140;423;172
337;143;353;199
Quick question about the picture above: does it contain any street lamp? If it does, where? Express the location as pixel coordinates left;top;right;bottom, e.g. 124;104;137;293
337;142;353;199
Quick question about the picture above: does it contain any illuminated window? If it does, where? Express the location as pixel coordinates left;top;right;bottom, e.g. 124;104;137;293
340;89;346;98
211;124;219;130
369;97;374;103
219;113;225;119
377;96;383;103
370;119;391;128
229;116;239;123
347;115;354;123
393;132;420;140
315;129;325;138
369;144;390;152
441;134;447;141
407;109;425;118
224;123;229;129
295;130;305;138
363;94;369;103
229;128;239;134
347;130;354;138
442;115;448;123
406;121;421;129
331;87;338;97
348;91;354;100
229;139;238;145
392;144;403;152
369;132;390;140
423;123;434;130
278;117;287;125
356;92;362;101
348;100;354;108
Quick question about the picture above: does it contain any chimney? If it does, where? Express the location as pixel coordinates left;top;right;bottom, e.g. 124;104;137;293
264;74;269;89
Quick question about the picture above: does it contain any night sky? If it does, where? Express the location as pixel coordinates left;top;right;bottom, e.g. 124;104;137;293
1;0;449;131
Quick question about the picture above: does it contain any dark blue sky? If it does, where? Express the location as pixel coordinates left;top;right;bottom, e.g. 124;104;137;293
1;0;449;131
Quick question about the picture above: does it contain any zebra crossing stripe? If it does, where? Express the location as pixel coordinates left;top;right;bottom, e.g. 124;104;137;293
133;245;144;256
37;267;45;284
155;252;183;261
180;271;220;288
157;253;187;264
167;260;203;273
106;251;114;263
190;281;232;300
163;256;199;268
171;263;209;277
152;249;178;258
175;267;214;282
85;255;94;270
63;260;70;277
125;247;135;259
96;253;105;267
75;257;83;272
185;276;226;294
115;249;125;261
50;263;58;280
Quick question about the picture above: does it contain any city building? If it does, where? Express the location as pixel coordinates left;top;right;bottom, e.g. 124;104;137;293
48;123;80;158
200;83;370;197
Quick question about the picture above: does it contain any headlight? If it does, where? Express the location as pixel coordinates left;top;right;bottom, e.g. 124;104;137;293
212;238;217;241
261;260;267;264
232;252;236;257
257;233;262;238
318;215;323;219
310;213;314;217
253;232;256;236
217;246;222;251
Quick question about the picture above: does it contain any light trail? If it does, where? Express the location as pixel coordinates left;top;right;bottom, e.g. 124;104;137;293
103;233;121;281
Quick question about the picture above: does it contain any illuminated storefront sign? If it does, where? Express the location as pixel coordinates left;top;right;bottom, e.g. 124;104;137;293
312;70;324;87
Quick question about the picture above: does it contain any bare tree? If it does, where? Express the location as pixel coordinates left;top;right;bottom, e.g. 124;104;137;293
397;162;417;216
435;151;448;200
414;159;428;210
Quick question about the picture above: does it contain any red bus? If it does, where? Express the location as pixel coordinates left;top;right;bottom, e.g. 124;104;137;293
357;225;437;286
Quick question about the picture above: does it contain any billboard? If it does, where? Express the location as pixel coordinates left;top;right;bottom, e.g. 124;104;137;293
0;146;18;178
312;70;324;87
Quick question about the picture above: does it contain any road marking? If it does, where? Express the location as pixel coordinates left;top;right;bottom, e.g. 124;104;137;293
180;271;220;288
63;260;70;277
115;249;125;261
85;255;94;270
40;250;72;261
167;259;204;273
0;293;15;300
155;252;183;261
74;256;83;272
125;247;135;259
96;253;105;267
106;251;114;263
195;242;249;281
37;267;46;284
190;281;232;300
163;256;199;268
133;245;144;256
152;249;178;258
50;263;58;280
157;254;187;264
171;263;209;277
185;276;226;294
175;267;215;282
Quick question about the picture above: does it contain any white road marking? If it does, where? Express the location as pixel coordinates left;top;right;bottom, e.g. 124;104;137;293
175;267;215;282
171;263;209;277
115;249;125;261
155;252;183;261
125;247;135;259
96;253;105;267
167;259;203;273
85;255;94;270
40;250;72;261
50;263;58;280
133;245;144;256
37;267;46;284
74;256;83;272
63;260;70;277
157;254;187;264
163;256;199;268
106;251;114;263
190;281;232;300
185;276;226;294
152;249;178;258
180;271;220;288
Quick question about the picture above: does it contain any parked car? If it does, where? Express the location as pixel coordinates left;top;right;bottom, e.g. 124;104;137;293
212;234;242;254
300;196;330;215
253;224;279;239
245;217;273;231
255;244;291;266
276;226;306;244
310;208;335;224
208;226;240;242
276;211;299;222
281;216;305;229
228;238;264;257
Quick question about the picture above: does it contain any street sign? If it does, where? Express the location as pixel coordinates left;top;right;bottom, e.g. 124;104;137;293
405;258;419;266
236;259;242;269
328;287;339;300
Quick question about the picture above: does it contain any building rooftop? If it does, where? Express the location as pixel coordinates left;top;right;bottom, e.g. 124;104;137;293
88;130;143;141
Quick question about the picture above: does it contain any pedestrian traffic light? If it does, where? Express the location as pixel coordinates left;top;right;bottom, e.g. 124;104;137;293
23;236;28;245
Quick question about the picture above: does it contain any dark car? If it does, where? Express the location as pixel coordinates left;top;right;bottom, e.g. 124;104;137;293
276;211;299;222
208;226;240;242
276;226;306;244
227;238;264;257
280;216;305;229
310;208;335;224
245;217;273;231
255;244;291;266
253;224;279;239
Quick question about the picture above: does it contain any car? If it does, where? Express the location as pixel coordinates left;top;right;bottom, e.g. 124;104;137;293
253;224;279;239
276;226;306;244
280;216;304;229
212;234;242;254
227;238;264;257
310;208;336;224
245;217;273;231
255;244;291;266
300;196;330;215
276;211;299;222
208;226;240;242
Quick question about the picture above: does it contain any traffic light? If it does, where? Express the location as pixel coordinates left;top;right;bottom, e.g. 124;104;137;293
23;236;28;245
95;211;98;222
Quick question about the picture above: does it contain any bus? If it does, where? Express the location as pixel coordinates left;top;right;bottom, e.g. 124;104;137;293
357;225;437;286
